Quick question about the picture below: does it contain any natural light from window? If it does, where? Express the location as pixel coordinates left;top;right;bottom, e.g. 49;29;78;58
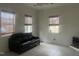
49;16;59;34
0;11;16;37
24;16;32;33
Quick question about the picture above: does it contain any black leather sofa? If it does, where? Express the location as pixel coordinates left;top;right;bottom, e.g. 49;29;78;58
72;37;79;48
9;33;40;54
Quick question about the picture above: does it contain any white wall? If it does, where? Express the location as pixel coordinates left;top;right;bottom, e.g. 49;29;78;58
0;4;38;52
1;3;79;53
39;5;79;46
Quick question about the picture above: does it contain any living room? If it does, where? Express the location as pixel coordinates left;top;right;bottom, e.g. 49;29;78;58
0;3;79;56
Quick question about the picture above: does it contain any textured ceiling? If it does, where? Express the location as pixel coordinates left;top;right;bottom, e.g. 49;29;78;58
7;3;79;10
23;3;78;9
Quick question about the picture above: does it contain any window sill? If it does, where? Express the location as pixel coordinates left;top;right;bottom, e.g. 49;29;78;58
1;33;12;38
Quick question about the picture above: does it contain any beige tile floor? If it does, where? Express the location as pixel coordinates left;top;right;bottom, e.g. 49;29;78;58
1;43;79;56
21;43;79;56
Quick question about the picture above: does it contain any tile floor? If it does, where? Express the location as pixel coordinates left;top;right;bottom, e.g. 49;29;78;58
1;43;79;56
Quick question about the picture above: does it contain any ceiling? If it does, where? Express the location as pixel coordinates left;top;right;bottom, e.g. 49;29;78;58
24;3;78;10
8;3;79;10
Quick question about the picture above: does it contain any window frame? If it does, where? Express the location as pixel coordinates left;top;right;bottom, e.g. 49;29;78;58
0;10;16;37
24;15;32;33
49;16;60;34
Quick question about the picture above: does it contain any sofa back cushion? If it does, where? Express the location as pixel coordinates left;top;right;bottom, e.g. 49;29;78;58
9;33;33;43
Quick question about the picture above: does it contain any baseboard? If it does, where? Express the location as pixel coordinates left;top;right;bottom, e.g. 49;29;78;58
69;46;79;52
43;42;68;47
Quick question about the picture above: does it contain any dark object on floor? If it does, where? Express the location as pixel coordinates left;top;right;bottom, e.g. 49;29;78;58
9;33;40;54
72;37;79;48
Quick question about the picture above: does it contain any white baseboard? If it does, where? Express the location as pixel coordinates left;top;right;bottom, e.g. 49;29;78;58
69;46;79;52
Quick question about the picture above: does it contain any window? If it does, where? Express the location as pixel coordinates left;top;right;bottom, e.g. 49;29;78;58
0;11;16;36
24;15;32;33
49;16;59;33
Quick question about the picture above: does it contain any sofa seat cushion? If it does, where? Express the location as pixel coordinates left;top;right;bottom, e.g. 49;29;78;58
21;41;31;46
